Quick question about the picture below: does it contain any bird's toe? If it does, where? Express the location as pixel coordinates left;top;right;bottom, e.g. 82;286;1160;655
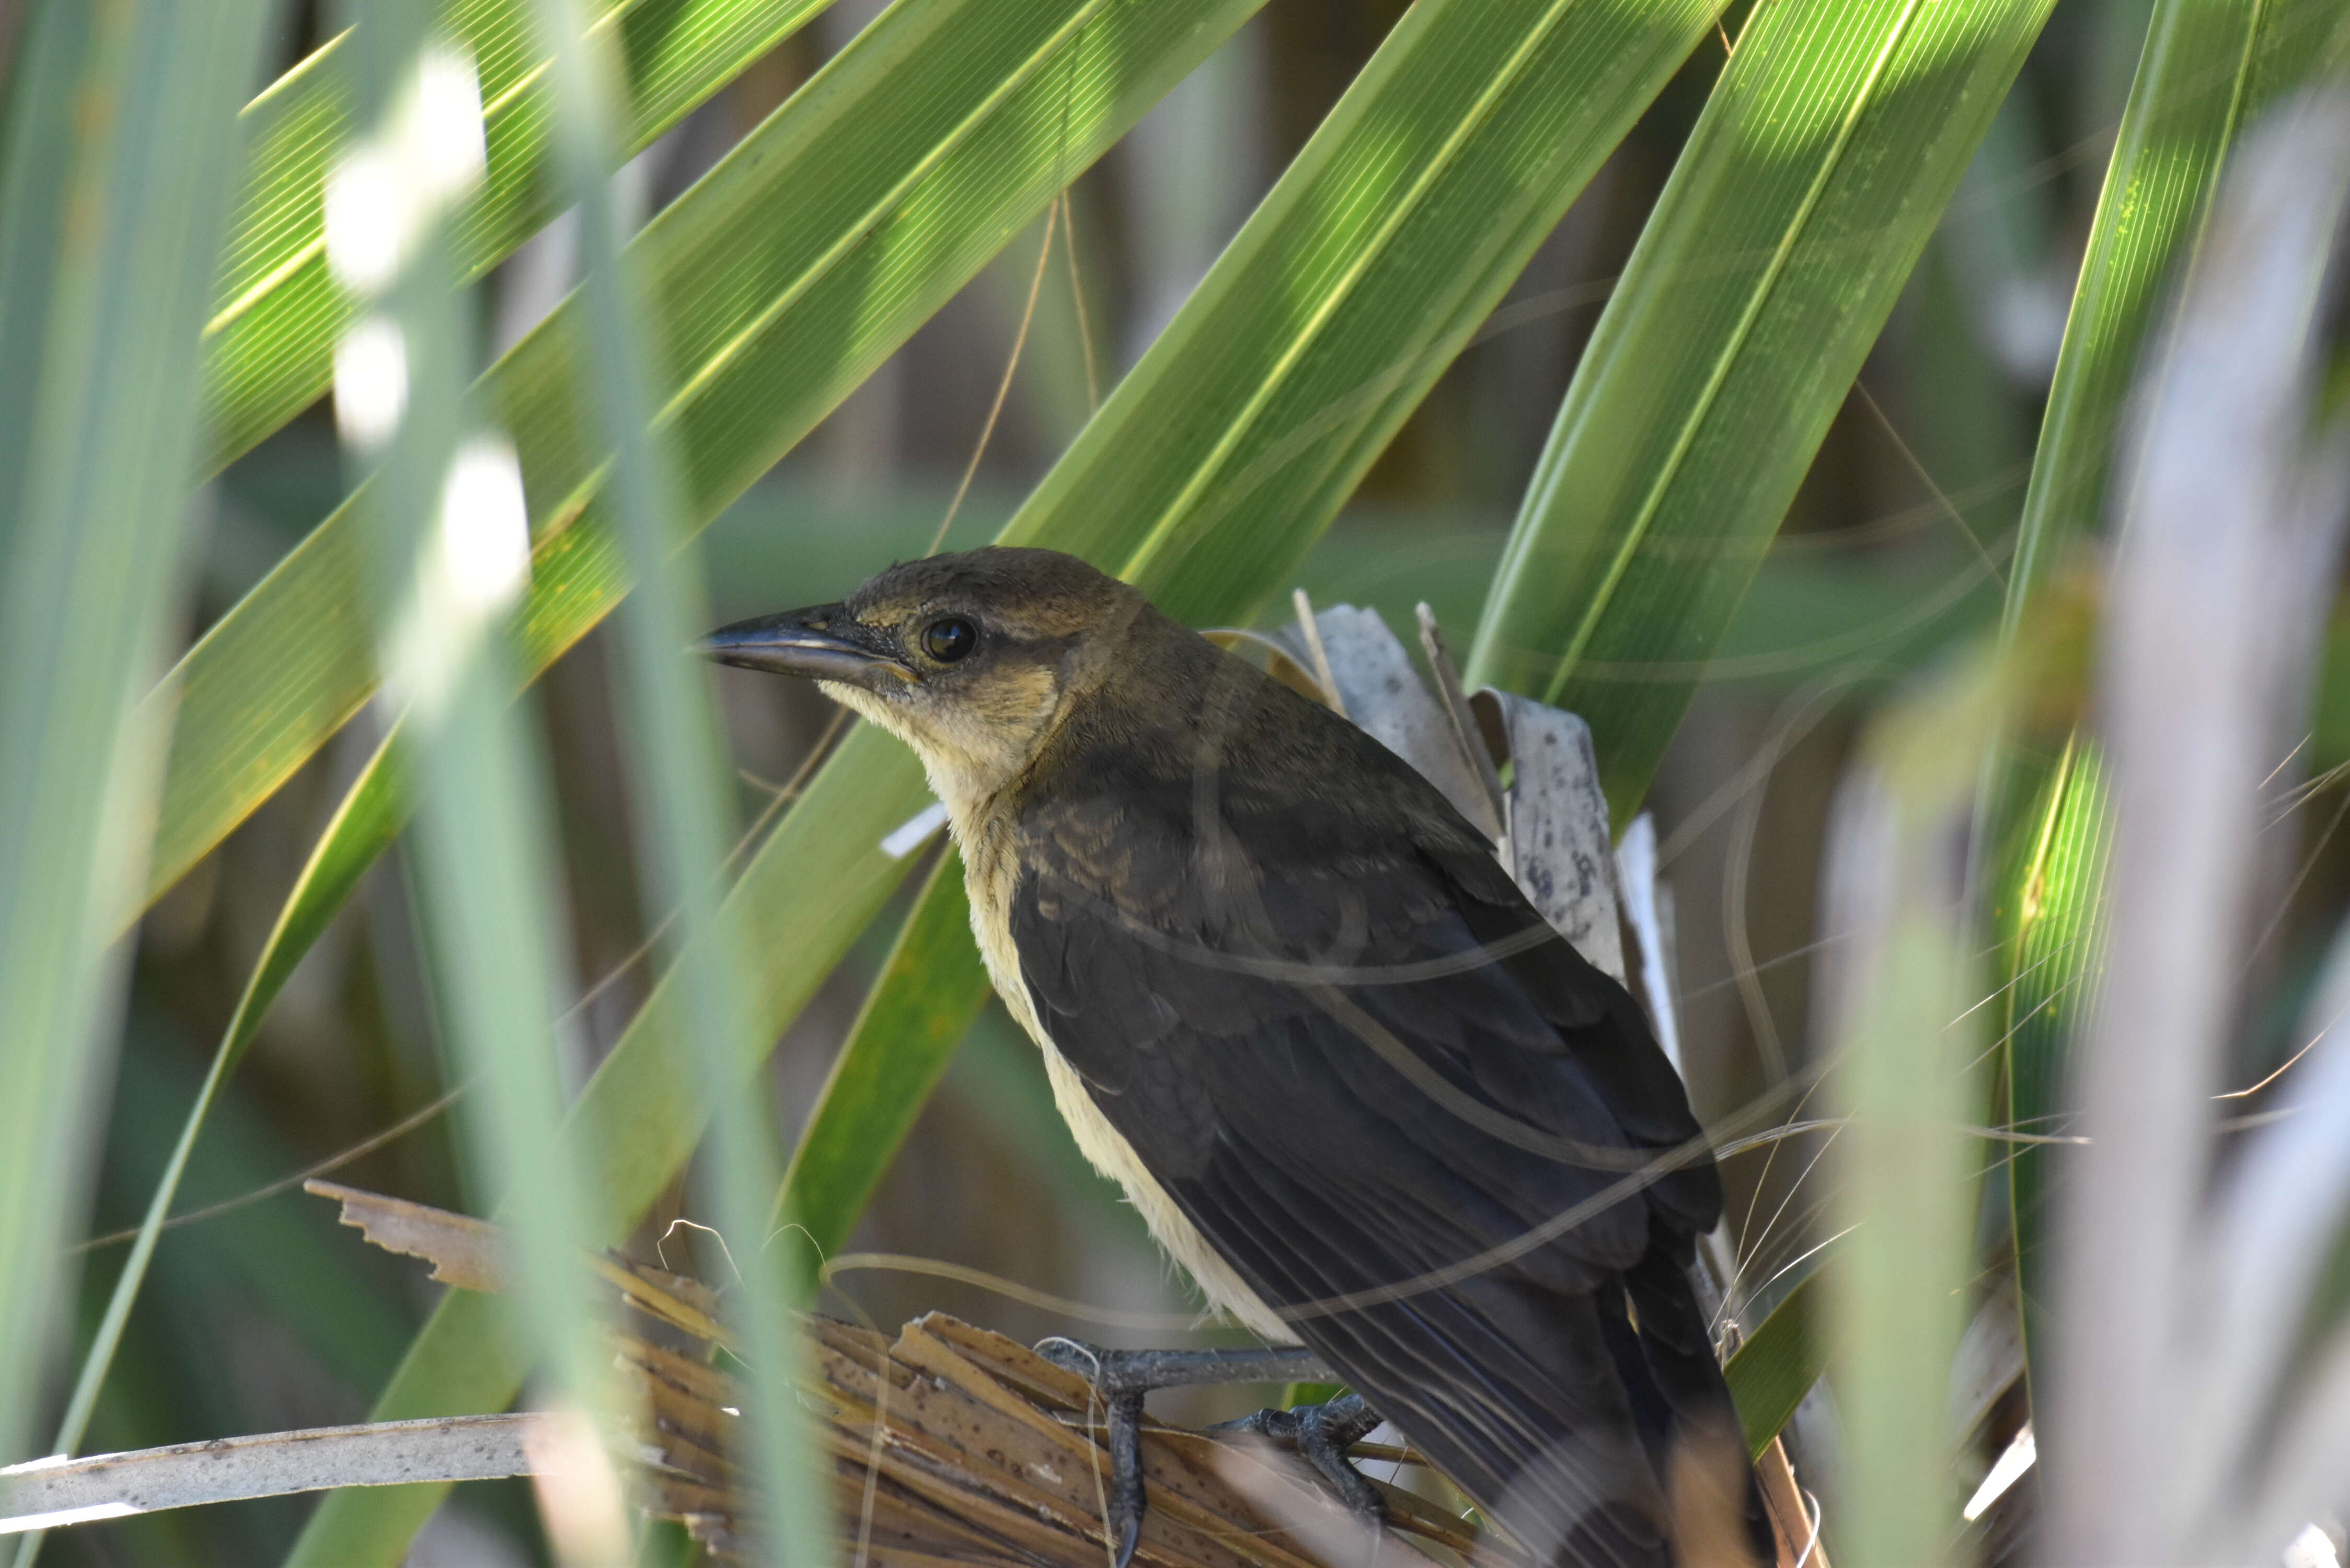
1214;1392;1389;1521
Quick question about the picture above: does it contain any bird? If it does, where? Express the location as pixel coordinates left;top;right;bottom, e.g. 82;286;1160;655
704;546;1764;1568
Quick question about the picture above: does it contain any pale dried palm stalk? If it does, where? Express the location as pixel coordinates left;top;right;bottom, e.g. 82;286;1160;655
3;1181;1481;1568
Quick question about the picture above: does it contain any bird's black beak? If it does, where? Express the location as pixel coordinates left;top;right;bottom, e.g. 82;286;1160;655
700;605;911;690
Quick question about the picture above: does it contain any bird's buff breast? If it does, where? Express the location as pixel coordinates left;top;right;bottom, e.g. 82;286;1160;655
955;811;1297;1345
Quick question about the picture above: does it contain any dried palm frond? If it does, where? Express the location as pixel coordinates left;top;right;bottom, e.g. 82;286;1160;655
307;1179;1482;1566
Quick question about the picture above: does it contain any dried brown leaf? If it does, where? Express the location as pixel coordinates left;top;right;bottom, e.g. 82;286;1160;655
318;1184;1457;1566
305;1179;508;1293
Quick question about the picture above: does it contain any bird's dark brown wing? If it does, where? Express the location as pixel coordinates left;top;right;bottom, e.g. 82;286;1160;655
1006;717;1746;1566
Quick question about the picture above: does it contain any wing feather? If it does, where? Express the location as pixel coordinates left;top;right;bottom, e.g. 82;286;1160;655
1006;703;1739;1562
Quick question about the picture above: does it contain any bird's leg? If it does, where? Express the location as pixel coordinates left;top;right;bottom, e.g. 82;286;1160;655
1103;1385;1146;1567
1033;1340;1333;1568
1211;1392;1386;1517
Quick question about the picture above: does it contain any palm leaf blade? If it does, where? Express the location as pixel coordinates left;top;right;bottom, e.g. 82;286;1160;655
201;0;839;473
287;3;1728;1557
149;0;1269;907
1990;0;2349;1395
1465;0;2059;818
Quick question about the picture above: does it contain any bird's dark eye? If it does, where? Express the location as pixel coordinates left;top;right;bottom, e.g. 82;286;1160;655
921;616;978;663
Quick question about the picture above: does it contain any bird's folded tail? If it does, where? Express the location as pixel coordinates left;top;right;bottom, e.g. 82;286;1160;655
1618;1240;1773;1564
1323;1280;1675;1567
1325;1248;1769;1568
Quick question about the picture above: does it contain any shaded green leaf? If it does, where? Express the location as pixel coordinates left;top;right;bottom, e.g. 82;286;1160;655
1466;0;2059;820
288;723;932;1568
43;734;408;1474
0;0;272;1470
776;854;987;1262
1825;659;2003;1568
1724;1272;1821;1460
229;736;413;1085
542;0;834;1539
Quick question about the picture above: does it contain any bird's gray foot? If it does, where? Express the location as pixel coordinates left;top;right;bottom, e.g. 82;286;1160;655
1032;1339;1331;1568
1213;1392;1387;1517
1103;1385;1146;1568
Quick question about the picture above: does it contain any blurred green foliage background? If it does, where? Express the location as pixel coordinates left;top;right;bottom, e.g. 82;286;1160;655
13;0;2350;1561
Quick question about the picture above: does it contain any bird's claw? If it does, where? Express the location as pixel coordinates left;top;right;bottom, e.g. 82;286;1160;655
1104;1386;1147;1568
1034;1340;1158;1568
1032;1338;1334;1568
1214;1392;1387;1519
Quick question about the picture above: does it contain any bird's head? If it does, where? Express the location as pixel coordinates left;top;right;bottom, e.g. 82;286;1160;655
702;546;1151;804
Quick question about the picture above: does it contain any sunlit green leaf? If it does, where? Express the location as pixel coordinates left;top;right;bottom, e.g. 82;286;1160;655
202;0;838;475
1466;0;2059;820
1000;0;1730;624
2000;0;2350;624
1989;0;2348;1402
1996;738;2111;1393
779;0;1737;1271
148;0;1267;911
